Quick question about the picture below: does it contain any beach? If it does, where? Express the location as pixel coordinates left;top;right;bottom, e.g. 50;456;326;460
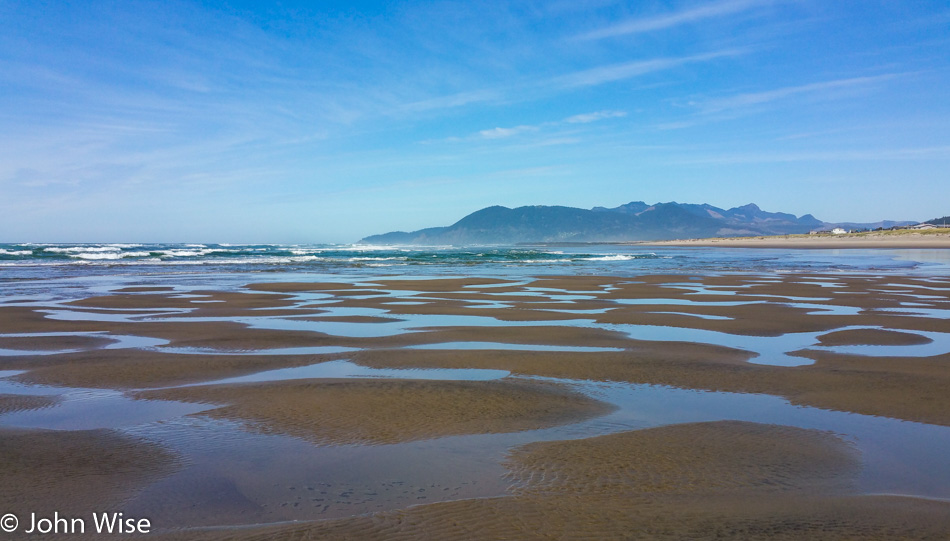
1;245;949;539
640;229;950;249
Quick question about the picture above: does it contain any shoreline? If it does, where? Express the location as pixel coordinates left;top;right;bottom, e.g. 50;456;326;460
633;231;950;249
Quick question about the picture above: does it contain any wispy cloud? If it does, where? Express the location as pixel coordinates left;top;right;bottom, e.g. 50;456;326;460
404;48;739;118
678;145;950;165
655;121;697;131
554;50;743;88
699;74;898;113
575;0;775;40
479;125;539;139
655;73;903;130
469;109;628;141
773;125;868;141
565;110;627;123
401;89;503;113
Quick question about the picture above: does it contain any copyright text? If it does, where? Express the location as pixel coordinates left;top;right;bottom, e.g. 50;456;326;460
1;512;150;535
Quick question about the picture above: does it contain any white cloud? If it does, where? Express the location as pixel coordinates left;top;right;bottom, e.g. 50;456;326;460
469;109;626;142
679;145;950;165
402;89;502;112
478;125;539;139
565;110;627;123
700;74;898;113
554;50;743;88
575;0;776;40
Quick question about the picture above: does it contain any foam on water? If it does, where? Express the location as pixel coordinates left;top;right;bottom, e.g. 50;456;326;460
3;243;946;284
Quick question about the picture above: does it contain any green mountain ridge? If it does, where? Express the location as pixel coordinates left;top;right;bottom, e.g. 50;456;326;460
362;202;915;244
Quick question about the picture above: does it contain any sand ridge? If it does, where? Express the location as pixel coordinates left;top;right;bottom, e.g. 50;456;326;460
11;349;338;389
504;421;859;497
0;394;59;415
0;428;180;517
817;328;934;346
139;378;615;445
0;333;118;353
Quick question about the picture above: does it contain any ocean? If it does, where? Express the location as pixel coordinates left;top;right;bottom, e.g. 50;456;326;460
3;242;948;283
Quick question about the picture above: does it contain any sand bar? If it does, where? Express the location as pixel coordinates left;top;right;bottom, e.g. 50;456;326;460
140;378;613;445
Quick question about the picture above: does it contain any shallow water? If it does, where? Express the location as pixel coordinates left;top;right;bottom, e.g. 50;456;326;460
0;372;210;429
0;332;169;356
605;324;950;367
156;345;360;356
645;311;733;320
4;278;948;365
5;358;950;528
408;342;626;352
176;360;511;387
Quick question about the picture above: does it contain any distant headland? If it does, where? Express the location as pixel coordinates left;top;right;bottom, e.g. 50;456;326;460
361;201;926;245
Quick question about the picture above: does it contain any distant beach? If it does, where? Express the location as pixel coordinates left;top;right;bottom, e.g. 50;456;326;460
637;229;950;249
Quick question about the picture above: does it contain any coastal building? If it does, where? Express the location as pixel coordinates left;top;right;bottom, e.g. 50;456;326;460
831;228;847;235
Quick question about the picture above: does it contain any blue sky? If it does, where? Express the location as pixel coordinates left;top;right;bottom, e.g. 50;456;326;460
1;0;948;242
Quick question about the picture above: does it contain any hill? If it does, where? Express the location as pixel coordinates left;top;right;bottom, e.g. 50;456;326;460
361;202;913;245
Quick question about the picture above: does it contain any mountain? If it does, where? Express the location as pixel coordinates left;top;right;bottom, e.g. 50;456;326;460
830;220;920;231
361;202;913;245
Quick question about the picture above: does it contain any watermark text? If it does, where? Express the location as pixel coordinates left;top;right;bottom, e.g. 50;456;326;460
1;512;150;535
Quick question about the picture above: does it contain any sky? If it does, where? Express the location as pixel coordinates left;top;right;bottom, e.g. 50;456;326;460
1;0;948;243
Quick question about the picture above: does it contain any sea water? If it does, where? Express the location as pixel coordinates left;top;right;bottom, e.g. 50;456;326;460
2;243;947;280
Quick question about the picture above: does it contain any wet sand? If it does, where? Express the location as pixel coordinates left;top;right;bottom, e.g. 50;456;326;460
0;428;179;517
0;394;58;415
4;273;950;425
140;379;612;445
0;333;117;352
157;422;949;540
10;349;335;389
816;327;934;346
2;272;949;538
